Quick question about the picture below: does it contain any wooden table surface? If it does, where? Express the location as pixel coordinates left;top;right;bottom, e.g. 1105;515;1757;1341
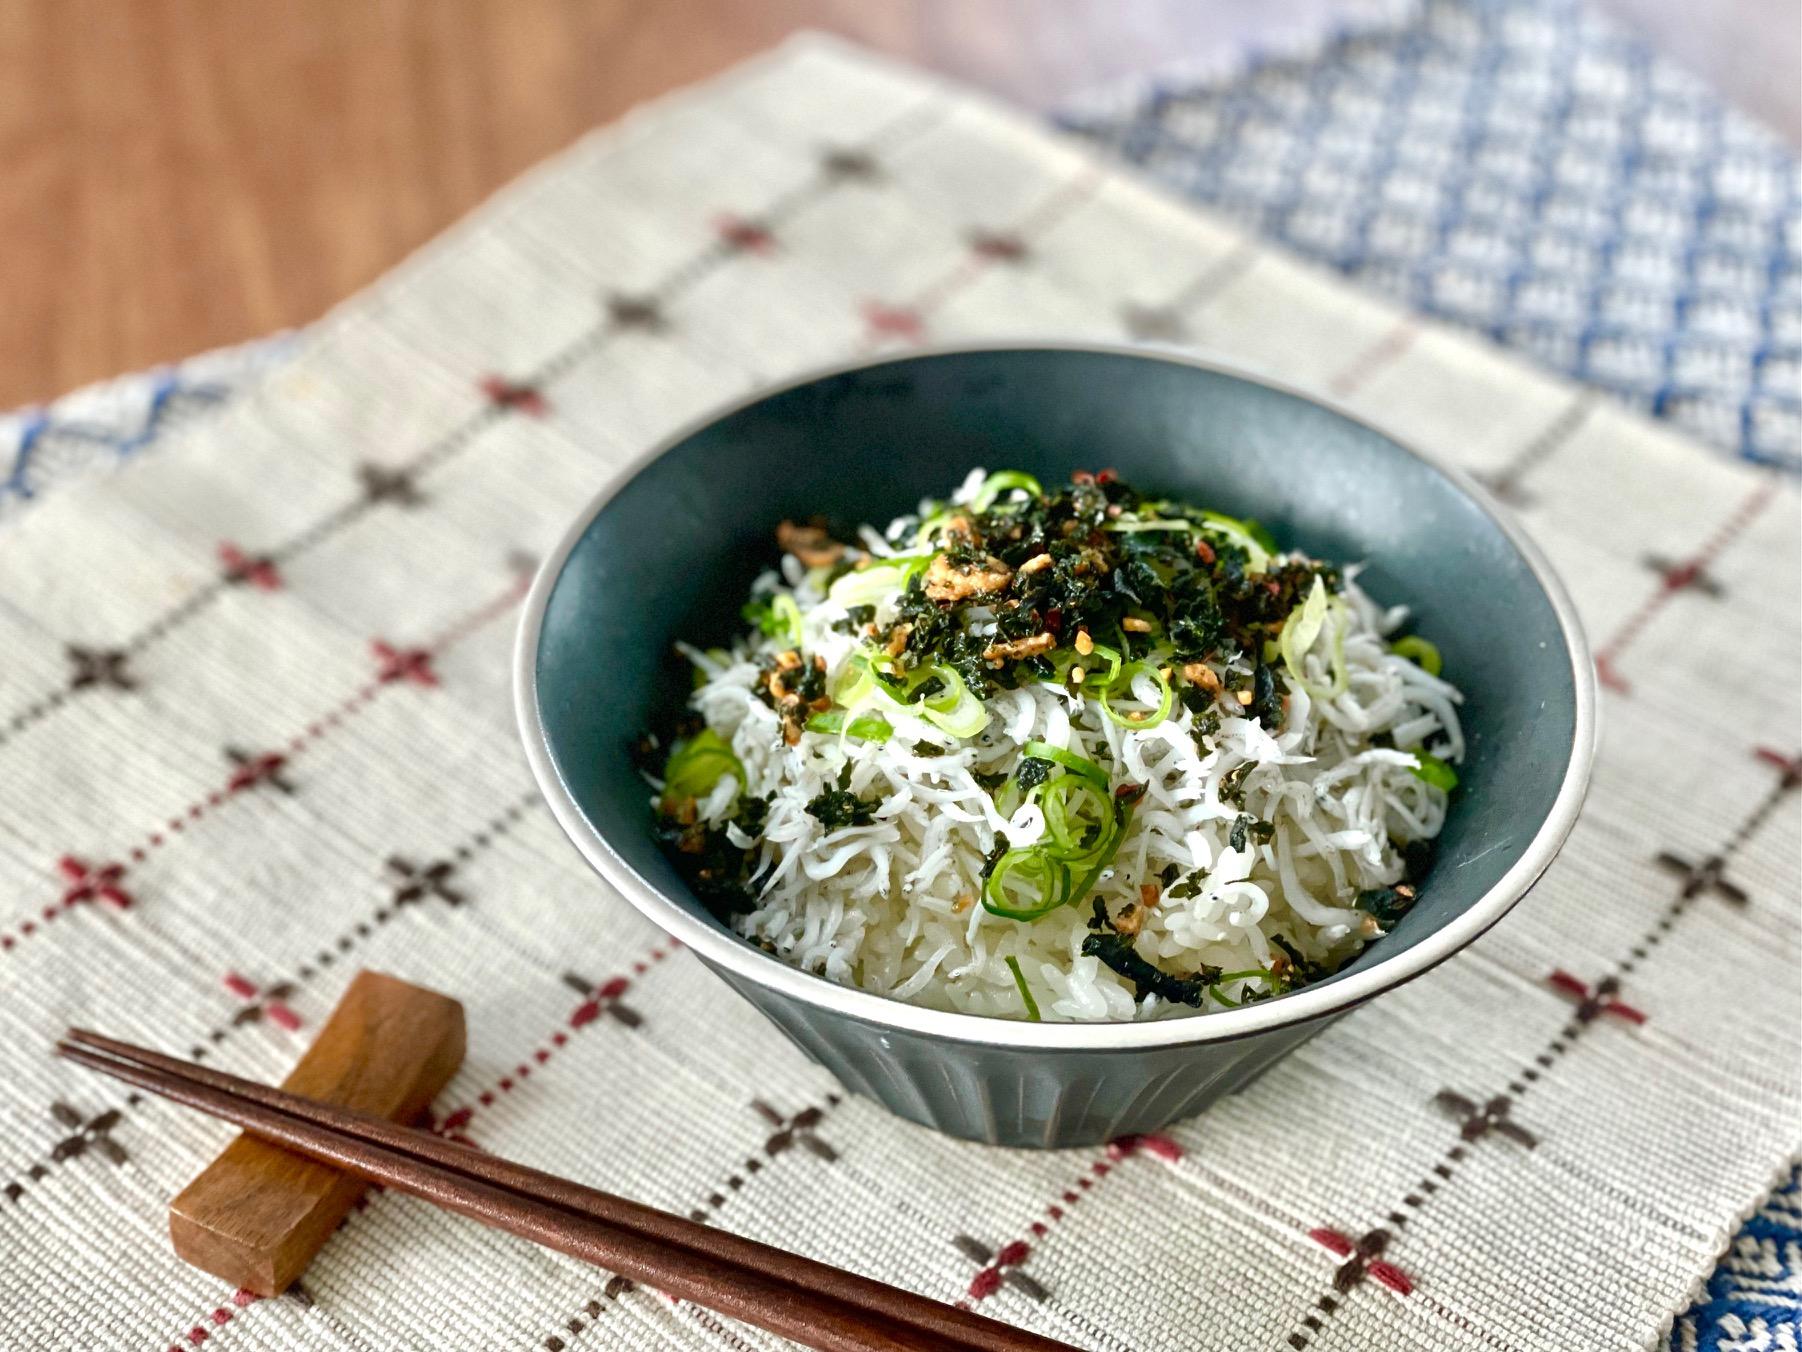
3;0;1792;410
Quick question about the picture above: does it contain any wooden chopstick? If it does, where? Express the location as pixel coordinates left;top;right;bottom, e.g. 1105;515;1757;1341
57;1031;1080;1352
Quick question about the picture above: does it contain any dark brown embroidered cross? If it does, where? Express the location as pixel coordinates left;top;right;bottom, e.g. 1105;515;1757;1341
606;294;666;332
372;640;437;686
565;973;641;1029
715;214;775;254
224;747;295;794
386;857;463;908
1305;1227;1413;1296
66;646;134;692
820;147;879;180
478;375;548;417
1644;553;1724;597
968;230;1028;263
1654;852;1749;905
58;856;132;909
753;1100;839;1162
954;1234;1048;1302
1432;1091;1538;1147
48;1101;128;1166
1119;302;1189;343
357;463;423;506
1548;970;1647;1025
218;542;282;590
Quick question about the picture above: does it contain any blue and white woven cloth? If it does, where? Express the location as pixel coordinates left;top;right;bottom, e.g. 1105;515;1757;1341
1673;1167;1802;1352
1060;0;1801;471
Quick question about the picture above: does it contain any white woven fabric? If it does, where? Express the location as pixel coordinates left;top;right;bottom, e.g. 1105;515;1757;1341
0;37;1796;1352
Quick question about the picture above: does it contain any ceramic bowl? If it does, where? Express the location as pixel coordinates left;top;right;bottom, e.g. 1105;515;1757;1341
515;343;1595;1148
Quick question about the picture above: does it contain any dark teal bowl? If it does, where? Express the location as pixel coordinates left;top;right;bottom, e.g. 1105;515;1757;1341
515;343;1595;1148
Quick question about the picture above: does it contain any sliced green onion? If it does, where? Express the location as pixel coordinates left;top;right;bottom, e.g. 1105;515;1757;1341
1105;517;1193;533
1038;776;1116;858
804;710;894;743
1390;635;1443;676
770;594;804;648
1286;576;1330;655
1412;751;1459;792
831;653;881;706
1068;797;1133;903
827;554;931;608
970;470;1043;512
1005;955;1041;1021
916;664;988;738
1279;577;1349;701
1039;641;1123;690
1099;662;1174;729
660;729;742;808
982;848;1073;921
915;508;954;546
1198;511;1271;573
1020;740;1108;786
839;654;988;740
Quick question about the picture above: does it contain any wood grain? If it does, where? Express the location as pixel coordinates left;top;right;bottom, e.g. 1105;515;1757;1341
167;969;465;1296
2;1;1789;409
0;0;1307;408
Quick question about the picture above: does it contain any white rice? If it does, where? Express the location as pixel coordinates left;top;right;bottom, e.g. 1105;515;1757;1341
660;475;1464;1022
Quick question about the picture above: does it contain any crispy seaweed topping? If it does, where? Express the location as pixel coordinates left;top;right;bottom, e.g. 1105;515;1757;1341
1080;898;1222;1007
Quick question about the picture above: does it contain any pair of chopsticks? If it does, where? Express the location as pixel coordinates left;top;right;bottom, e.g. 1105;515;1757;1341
58;1030;1079;1352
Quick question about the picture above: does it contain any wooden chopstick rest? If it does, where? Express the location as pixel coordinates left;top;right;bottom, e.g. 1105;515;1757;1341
168;969;464;1296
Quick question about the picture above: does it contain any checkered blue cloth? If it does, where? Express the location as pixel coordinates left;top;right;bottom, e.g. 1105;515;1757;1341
1059;0;1801;471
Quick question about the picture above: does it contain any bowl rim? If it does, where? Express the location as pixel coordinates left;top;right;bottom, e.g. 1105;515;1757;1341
514;339;1597;1051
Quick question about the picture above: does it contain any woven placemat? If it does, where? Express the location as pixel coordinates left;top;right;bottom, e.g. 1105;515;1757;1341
1;36;1797;1352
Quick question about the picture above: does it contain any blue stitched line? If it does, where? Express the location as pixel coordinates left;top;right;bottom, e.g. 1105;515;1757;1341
3;374;227;503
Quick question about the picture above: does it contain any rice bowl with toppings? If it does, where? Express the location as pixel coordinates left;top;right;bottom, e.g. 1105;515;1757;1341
642;468;1465;1023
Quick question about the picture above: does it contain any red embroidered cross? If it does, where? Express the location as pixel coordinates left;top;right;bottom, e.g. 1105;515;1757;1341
860;300;925;343
1307;1227;1413;1296
372;641;437;686
1654;852;1748;905
714;214;775;253
218;543;282;590
955;1234;1048;1302
1644;553;1724;597
565;971;641;1029
1431;1090;1538;1147
478;375;547;417
223;973;302;1031
1755;746;1802;790
1106;1132;1185;1163
58;856;132;909
224;747;294;794
1548;970;1646;1025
